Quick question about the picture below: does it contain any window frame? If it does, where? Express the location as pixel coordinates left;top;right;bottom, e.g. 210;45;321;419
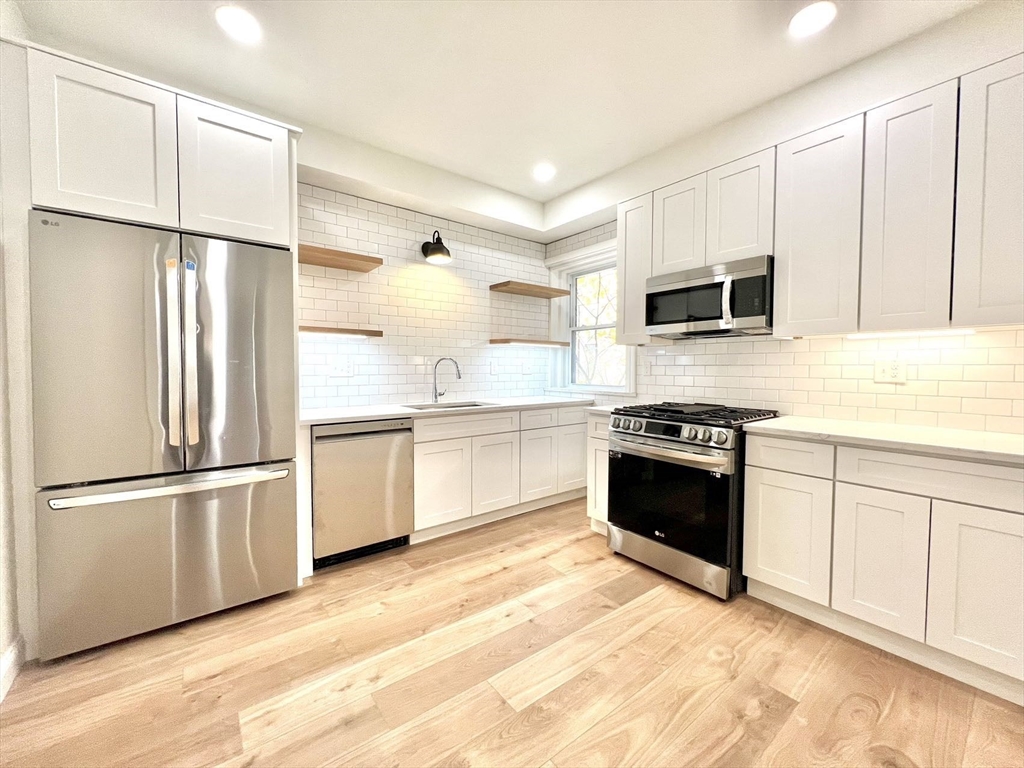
568;265;628;390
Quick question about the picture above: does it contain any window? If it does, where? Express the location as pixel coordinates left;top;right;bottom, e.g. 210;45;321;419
570;266;629;388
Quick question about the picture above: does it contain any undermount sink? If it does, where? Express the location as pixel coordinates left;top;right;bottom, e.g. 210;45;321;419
405;401;494;411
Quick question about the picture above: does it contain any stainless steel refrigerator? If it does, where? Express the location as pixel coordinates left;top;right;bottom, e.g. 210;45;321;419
29;210;298;659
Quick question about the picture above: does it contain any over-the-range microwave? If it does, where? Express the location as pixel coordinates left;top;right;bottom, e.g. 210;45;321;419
644;255;773;340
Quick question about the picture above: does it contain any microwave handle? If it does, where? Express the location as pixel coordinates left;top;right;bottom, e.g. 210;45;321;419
721;275;734;326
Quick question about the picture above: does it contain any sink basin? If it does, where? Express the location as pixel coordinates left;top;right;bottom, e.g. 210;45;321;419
405;401;494;411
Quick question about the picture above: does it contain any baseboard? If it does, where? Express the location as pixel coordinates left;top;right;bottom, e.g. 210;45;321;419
747;579;1024;706
0;634;24;702
410;489;586;544
589;518;607;535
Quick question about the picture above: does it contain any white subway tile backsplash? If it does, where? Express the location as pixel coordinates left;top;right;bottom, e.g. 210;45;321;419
298;186;552;409
585;328;1024;435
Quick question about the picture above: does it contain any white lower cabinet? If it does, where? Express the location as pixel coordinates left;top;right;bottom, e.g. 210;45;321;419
471;432;519;515
586;437;609;523
927;500;1024;680
831;483;931;641
520;427;559;502
556;424;587;493
414;438;472;530
743;466;833;605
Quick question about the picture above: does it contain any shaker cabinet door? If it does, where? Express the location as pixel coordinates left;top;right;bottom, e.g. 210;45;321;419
705;148;775;266
860;81;957;332
414;438;473;530
177;97;291;246
616;193;653;345
831;483;931;641
773;115;864;337
652;174;706;276
952;54;1024;328
587;438;609;523
742;466;833;605
927;500;1024;680
27;49;179;227
471;432;520;515
556;423;587;494
520;427;559;502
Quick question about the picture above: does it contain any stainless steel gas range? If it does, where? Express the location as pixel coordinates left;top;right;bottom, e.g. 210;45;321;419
606;402;777;600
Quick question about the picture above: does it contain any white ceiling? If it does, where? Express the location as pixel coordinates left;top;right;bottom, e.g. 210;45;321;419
15;0;979;203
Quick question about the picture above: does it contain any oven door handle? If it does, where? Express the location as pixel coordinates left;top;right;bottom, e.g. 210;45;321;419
610;437;732;472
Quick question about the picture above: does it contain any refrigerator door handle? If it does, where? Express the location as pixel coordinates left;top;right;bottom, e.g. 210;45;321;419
47;468;290;509
183;260;200;447
165;258;182;447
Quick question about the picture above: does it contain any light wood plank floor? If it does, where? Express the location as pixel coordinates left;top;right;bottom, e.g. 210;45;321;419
1;500;1022;768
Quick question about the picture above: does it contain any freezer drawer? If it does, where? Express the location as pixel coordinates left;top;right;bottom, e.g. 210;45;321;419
313;421;414;563
36;462;297;660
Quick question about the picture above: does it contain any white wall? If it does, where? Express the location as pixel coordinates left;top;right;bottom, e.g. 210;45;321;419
0;0;29;40
544;0;1024;230
297;184;555;410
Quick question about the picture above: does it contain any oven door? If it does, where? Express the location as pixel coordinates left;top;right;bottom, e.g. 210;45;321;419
607;437;734;567
644;255;771;338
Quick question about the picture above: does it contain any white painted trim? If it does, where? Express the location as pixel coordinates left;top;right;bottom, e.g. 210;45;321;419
589;518;608;536
544;238;616;269
747;579;1024;706
0;635;24;702
409;489;585;545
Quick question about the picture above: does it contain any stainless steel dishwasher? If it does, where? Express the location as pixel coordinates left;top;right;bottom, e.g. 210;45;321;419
312;419;414;569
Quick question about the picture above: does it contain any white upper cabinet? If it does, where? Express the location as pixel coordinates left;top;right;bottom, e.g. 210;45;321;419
927;500;1023;680
615;192;653;345
705;148;775;266
953;54;1024;328
831;483;931;642
177;97;290;246
774;116;864;337
860;81;958;332
651;174;707;276
27;50;179;227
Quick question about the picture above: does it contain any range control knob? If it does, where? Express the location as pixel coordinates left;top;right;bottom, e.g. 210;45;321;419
611;417;621;429
632;421;643;432
712;431;729;446
699;428;712;443
684;427;698;441
620;419;631;430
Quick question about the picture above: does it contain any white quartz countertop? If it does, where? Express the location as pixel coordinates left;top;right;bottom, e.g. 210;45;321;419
744;416;1024;467
585;405;618;416
300;396;595;426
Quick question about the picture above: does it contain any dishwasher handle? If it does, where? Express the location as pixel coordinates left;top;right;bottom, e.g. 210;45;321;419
312;419;413;441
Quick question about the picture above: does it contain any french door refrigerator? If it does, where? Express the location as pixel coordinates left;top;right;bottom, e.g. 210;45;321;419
29;210;298;659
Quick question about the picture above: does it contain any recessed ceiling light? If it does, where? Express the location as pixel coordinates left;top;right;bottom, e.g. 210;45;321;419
532;162;556;183
788;1;837;39
215;5;262;45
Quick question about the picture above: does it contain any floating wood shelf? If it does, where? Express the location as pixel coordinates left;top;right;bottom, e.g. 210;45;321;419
489;281;570;299
489;338;570;348
298;244;383;273
298;325;384;338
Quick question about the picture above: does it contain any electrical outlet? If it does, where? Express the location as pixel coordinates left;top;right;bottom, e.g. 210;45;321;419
490;361;498;376
874;358;906;384
330;357;354;377
643;360;653;377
